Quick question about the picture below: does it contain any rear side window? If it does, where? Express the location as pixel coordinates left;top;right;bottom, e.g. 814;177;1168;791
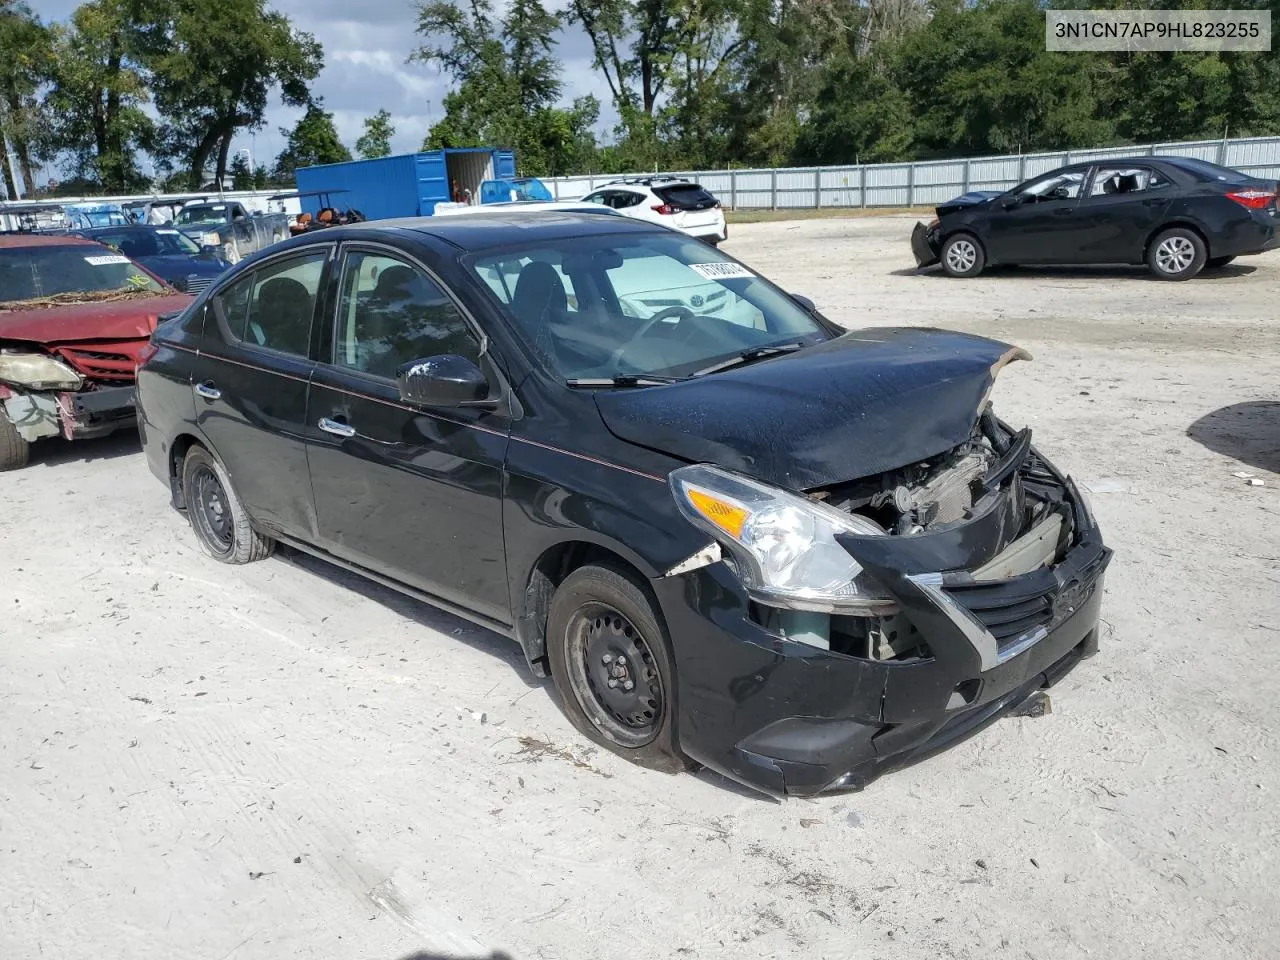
210;252;326;357
655;184;719;210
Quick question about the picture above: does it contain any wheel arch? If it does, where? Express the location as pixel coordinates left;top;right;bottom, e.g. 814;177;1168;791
515;538;663;678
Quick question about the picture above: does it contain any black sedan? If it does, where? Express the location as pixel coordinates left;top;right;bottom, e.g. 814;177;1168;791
912;156;1278;280
135;212;1111;797
72;224;231;294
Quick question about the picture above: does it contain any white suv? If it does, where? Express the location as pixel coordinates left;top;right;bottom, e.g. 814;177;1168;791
581;177;727;244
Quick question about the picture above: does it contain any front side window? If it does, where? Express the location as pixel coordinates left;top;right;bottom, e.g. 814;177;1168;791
1017;170;1086;202
210;252;325;356
334;251;481;379
468;233;829;381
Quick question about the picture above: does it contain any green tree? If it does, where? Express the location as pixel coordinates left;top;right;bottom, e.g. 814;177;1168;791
355;108;395;158
43;0;156;191
0;1;54;197
137;0;321;188
274;99;351;178
412;0;598;176
229;151;252;189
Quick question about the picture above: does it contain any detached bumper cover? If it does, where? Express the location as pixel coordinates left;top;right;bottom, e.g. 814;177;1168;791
912;221;941;267
659;464;1111;798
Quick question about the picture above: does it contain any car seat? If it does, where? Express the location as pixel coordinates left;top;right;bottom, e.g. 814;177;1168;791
252;277;312;354
509;262;567;364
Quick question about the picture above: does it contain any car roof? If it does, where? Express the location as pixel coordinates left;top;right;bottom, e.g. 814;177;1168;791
341;211;660;251
0;234;100;249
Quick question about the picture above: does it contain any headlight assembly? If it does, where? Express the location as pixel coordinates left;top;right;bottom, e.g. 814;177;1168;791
669;463;896;614
0;352;82;391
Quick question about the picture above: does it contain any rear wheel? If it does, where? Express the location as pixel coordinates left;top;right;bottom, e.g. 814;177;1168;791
0;409;30;471
546;564;685;772
181;445;273;564
1147;228;1206;280
1206;255;1236;269
940;233;986;278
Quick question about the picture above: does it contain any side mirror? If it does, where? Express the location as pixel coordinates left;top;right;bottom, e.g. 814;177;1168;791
397;355;489;407
790;293;816;313
1002;196;1021;210
200;244;220;255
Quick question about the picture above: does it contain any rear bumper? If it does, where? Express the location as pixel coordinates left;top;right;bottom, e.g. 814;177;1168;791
912;221;940;267
656;456;1110;798
1212;215;1278;258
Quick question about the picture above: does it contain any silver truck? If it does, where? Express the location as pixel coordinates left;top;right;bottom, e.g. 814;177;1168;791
172;200;290;264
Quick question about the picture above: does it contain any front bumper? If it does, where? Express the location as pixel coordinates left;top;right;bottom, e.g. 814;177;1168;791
656;462;1111;798
61;384;137;439
911;221;941;267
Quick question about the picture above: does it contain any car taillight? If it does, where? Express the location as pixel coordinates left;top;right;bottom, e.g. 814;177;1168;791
1226;189;1276;210
651;203;675;215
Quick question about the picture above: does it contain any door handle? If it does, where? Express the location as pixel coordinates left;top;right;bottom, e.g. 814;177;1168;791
195;381;221;400
318;417;356;438
1053;208;1073;216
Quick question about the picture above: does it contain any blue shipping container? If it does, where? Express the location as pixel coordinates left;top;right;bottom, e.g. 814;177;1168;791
294;148;517;221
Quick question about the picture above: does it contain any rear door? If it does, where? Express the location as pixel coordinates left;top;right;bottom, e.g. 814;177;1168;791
1071;165;1175;262
983;168;1087;263
305;243;512;625
190;246;332;540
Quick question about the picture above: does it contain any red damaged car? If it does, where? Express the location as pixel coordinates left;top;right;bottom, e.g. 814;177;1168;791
0;235;193;469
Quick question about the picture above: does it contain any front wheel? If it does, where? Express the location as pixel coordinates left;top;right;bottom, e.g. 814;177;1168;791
181;445;273;564
1206;255;1236;269
0;408;30;471
940;233;986;278
546;564;685;773
1147;228;1206;280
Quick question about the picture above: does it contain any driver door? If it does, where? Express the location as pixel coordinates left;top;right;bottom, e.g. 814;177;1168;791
305;245;513;625
984;168;1088;264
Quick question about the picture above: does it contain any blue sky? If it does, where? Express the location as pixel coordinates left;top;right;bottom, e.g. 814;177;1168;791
30;0;610;176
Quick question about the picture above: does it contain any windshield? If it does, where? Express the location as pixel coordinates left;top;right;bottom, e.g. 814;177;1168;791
470;232;829;380
174;204;228;226
0;245;167;306
88;229;202;257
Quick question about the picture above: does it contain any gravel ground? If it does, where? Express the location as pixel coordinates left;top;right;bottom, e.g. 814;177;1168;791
2;216;1278;960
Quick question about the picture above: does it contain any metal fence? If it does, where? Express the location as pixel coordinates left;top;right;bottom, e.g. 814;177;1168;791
544;135;1280;209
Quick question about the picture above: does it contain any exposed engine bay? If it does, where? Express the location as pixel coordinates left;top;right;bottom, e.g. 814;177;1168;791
755;408;1077;663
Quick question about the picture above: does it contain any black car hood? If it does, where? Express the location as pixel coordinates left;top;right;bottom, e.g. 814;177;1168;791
937;190;1004;217
594;328;1030;491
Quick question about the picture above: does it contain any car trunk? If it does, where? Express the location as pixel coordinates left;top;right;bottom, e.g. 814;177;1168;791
656;184;722;232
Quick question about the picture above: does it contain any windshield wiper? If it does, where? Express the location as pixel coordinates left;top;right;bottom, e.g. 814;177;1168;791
691;341;807;378
565;375;684;388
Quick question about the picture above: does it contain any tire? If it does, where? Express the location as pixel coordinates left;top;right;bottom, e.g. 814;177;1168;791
1147;227;1206;280
1206;255;1236;269
940;233;986;278
546;563;686;773
181;445;273;564
0;408;30;471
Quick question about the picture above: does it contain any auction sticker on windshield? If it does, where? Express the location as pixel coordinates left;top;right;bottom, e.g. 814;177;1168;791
689;262;755;280
84;255;132;266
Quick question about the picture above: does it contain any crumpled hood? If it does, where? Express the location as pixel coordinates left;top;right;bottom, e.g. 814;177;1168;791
0;294;194;345
594;327;1030;490
937;190;1004;217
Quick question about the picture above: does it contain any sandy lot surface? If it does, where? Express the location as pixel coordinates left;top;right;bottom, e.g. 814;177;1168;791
2;217;1278;960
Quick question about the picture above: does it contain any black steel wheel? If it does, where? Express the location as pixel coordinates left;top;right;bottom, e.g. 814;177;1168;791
181;445;274;564
546;564;686;771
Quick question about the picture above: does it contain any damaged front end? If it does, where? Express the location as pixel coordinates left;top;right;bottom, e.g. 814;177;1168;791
664;404;1111;797
0;346;139;446
911;218;941;268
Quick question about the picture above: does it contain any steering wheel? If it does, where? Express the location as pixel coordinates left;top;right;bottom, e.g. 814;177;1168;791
609;305;698;369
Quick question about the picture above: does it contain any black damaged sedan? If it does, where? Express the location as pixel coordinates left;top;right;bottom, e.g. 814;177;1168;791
913;156;1278;280
136;211;1111;797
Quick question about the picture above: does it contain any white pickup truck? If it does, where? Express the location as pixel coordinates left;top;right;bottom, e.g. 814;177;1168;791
172;200;291;264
